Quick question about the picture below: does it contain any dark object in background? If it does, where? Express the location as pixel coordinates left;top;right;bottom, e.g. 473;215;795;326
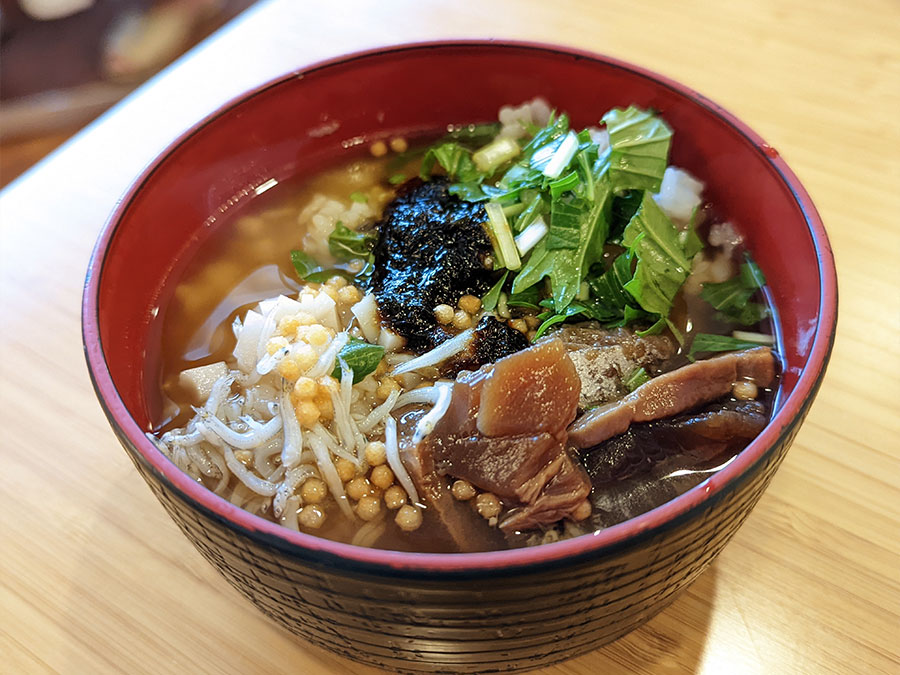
0;0;255;185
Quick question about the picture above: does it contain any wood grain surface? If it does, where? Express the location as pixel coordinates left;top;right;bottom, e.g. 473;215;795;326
1;0;898;673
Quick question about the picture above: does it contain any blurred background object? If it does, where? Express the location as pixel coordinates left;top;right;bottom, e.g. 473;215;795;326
0;0;257;186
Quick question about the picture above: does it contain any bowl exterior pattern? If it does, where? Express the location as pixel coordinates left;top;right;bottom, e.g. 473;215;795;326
118;409;804;673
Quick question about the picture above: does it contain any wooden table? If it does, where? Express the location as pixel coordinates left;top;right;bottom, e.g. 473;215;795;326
2;1;897;672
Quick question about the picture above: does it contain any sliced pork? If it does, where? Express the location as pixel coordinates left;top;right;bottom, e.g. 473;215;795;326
568;347;776;448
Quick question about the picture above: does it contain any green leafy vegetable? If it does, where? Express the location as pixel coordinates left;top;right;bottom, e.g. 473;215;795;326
609;190;642;242
546;195;586;250
331;337;385;384
523;112;569;157
328;223;377;262
291;249;372;285
304;269;353;283
448;182;491;202
506;285;541;309
740;260;767;288
290;250;324;280
512;174;612;311
701;278;754;310
497;164;546;201
481;271;509;312
420;143;483;182
701;260;769;326
586;250;641;322
415;105;706;338
624;367;650;391
688;332;771;357
531;303;591;341
603;106;673;192
548;171;580;200
622;192;694;317
388;173;407;185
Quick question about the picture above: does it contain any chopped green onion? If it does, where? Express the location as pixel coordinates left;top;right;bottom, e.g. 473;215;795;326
502;202;527;218
496;291;510;318
513;191;545;233
513;216;548;256
350;191;368;203
484;202;521;270
542;131;579;179
576;152;595;202
473;136;520;173
388;173;406;185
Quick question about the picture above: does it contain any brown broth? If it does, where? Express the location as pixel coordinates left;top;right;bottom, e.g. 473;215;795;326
153;151;776;553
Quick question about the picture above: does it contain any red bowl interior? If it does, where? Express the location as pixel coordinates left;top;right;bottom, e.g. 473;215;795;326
83;41;836;573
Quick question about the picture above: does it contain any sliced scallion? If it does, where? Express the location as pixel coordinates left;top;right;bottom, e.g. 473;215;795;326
542;131;579;179
473;136;521;173
484;202;521;270
514;216;549;256
502;202;527;218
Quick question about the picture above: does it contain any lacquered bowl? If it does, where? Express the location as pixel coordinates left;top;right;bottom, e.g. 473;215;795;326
83;41;837;673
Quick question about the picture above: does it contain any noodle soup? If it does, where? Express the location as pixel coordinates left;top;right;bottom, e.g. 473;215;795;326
153;100;778;553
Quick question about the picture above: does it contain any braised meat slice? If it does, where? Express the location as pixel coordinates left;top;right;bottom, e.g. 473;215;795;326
568;347;776;448
396;410;504;553
424;339;592;532
500;453;592;532
544;323;675;409
371;178;495;353
583;399;768;528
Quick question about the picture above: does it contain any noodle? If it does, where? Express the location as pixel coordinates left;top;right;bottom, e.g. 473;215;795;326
384;416;418;505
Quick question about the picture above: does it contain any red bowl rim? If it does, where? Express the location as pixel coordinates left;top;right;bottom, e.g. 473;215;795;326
82;39;837;575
